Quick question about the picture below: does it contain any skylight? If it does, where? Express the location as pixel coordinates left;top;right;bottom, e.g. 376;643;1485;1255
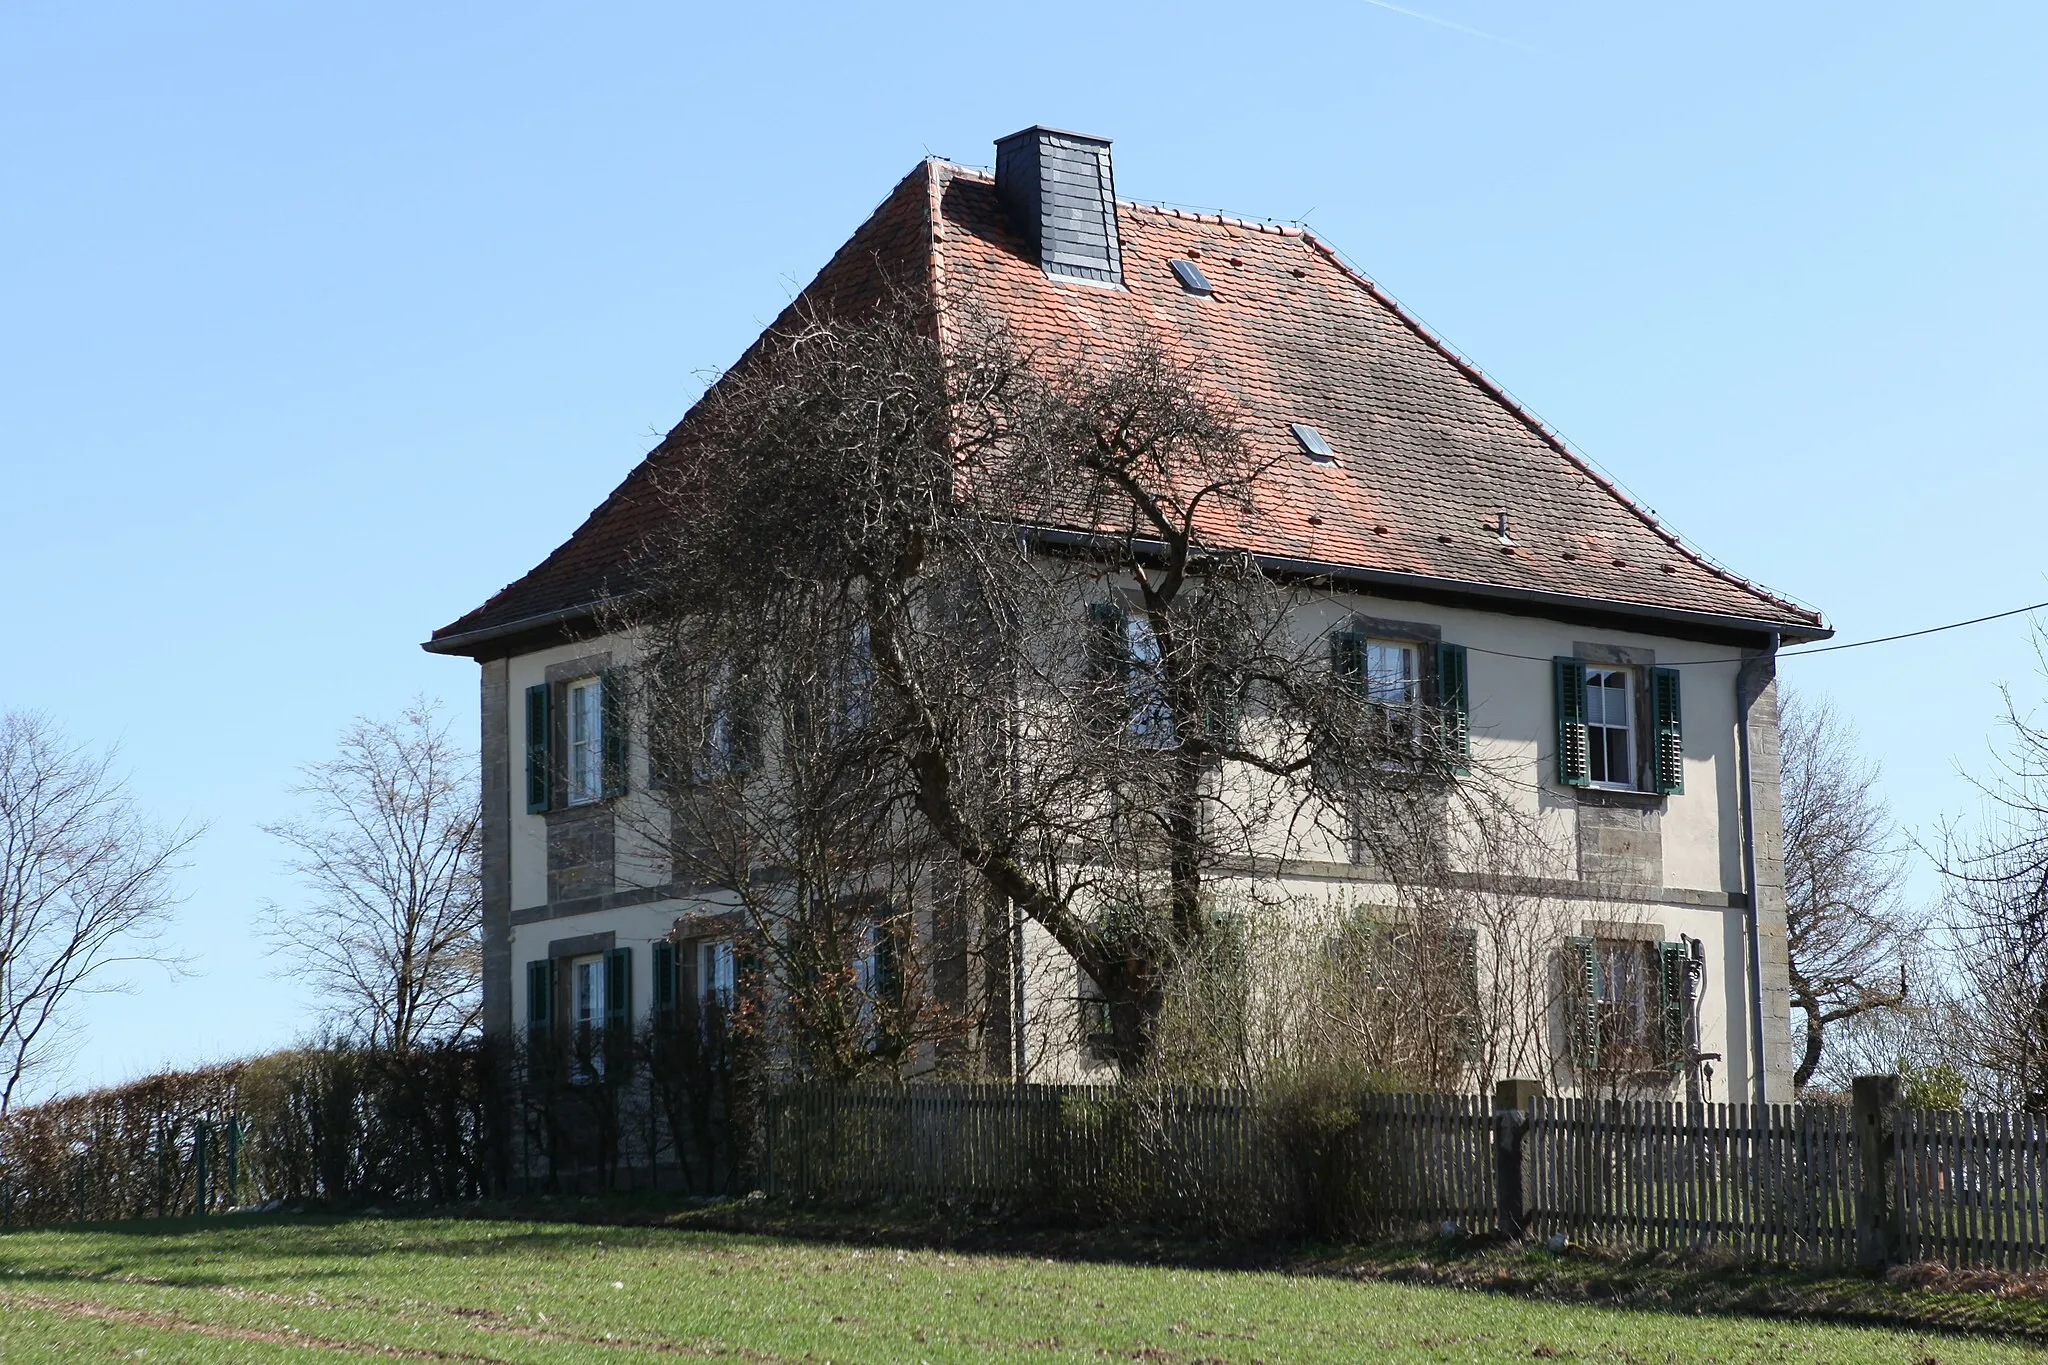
1289;423;1336;463
1169;259;1214;296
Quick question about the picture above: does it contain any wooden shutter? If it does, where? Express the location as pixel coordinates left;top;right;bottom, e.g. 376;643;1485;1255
1330;629;1366;684
601;669;628;799
524;684;552;813
1659;941;1688;1072
1435;642;1471;775
604;946;633;1076
1565;935;1599;1072
1651;667;1684;795
651;941;677;1023
1553;658;1589;787
1450;924;1480;1065
1086;602;1128;735
525;959;554;1042
1201;672;1242;747
605;947;632;1032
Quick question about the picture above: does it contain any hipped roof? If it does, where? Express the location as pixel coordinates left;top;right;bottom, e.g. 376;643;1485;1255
428;160;1824;656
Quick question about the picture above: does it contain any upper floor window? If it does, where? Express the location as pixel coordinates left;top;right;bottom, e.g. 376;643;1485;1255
1554;658;1684;795
525;670;625;813
1332;631;1427;758
1584;667;1634;789
1089;602;1176;746
565;677;604;805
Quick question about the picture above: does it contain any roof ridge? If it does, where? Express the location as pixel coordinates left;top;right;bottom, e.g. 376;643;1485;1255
1297;231;1822;628
936;163;1306;238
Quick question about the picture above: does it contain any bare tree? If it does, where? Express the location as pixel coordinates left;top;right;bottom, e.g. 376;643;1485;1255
261;701;481;1051
620;293;1534;1076
1779;688;1915;1090
1934;631;2048;1108
0;712;194;1119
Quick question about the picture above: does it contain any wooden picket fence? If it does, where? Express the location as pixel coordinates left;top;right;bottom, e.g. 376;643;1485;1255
1524;1099;1858;1263
762;1082;2048;1269
1896;1108;2048;1269
762;1084;1493;1236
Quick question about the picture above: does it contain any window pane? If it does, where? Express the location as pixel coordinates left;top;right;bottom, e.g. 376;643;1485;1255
1605;728;1630;783
1366;642;1417;705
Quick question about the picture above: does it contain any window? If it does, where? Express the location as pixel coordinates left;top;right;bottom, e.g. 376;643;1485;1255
1123;611;1175;745
565;679;604;804
1365;640;1420;744
1090;602;1176;745
1566;935;1688;1076
702;665;762;777
698;939;735;1007
1077;966;1116;1064
1555;659;1684;794
571;954;605;1030
1332;631;1423;757
838;622;874;734
570;952;606;1078
1584;667;1634;788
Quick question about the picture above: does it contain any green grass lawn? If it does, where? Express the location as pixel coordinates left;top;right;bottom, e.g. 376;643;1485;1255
0;1212;2027;1363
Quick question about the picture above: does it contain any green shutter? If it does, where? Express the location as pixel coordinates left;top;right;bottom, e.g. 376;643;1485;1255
605;946;633;1076
601;669;628;799
1659;941;1688;1072
1201;672;1242;747
605;947;632;1033
524;684;552;813
1088;601;1129;688
1436;642;1470;775
1450;924;1480;1064
651;941;676;1022
1651;667;1684;795
1086;602;1128;736
526;959;554;1041
1553;658;1589;787
1330;629;1366;684
1565;935;1599;1072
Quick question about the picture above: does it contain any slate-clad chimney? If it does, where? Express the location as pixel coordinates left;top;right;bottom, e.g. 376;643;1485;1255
994;126;1122;286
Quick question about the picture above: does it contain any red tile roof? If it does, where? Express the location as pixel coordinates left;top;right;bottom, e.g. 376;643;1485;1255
429;160;1823;654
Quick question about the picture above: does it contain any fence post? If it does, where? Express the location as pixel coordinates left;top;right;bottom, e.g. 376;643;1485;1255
195;1120;210;1216
1853;1073;1903;1270
227;1115;242;1210
1494;1078;1543;1241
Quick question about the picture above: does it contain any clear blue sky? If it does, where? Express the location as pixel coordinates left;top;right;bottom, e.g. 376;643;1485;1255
4;1;2043;1099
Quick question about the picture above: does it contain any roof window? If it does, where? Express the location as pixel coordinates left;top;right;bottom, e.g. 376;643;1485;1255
1289;423;1336;463
1169;259;1214;296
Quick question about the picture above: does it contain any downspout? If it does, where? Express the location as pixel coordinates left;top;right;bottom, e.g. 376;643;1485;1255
1736;631;1779;1108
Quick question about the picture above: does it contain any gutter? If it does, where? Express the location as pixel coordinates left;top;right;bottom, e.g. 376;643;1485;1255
1736;631;1780;1107
421;604;603;656
1023;528;1832;647
423;531;1832;658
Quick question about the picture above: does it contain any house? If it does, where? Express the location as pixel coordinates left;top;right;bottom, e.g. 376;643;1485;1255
425;126;1827;1104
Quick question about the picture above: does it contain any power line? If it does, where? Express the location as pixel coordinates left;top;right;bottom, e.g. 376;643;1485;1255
1459;598;2048;669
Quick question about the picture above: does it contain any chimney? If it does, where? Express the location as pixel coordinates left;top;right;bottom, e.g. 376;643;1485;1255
994;126;1122;287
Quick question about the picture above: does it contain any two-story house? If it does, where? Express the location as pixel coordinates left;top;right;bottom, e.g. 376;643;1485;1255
425;126;1827;1104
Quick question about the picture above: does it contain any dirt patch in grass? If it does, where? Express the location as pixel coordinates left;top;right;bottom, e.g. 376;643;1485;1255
0;1287;505;1360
